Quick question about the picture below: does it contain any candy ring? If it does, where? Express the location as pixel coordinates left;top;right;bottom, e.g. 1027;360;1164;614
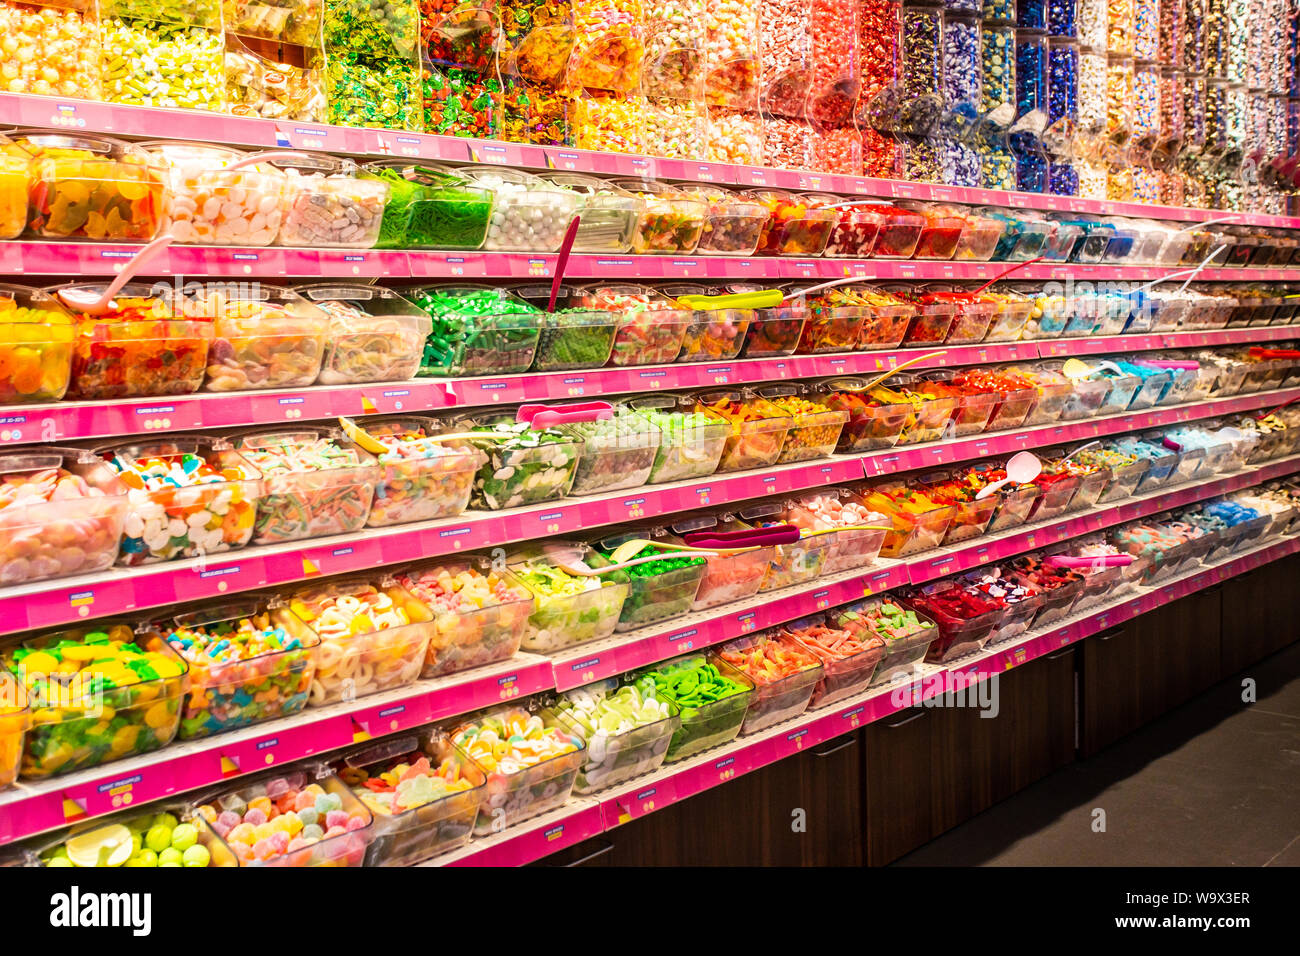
316;641;342;671
335;644;361;679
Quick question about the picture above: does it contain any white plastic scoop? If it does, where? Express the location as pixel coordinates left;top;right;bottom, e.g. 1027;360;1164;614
225;151;306;171
57;234;175;315
974;450;1043;500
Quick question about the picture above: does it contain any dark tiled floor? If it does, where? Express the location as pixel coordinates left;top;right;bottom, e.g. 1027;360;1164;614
895;643;1300;867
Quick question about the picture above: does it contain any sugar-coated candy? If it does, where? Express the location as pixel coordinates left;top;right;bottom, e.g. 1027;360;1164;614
553;677;676;792
718;632;822;734
509;550;629;652
641;654;751;760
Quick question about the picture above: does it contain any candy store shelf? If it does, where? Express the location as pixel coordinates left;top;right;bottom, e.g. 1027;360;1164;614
430;531;1300;867
5;330;1294;450
4;92;1300;230
14;240;1300;283
4;448;1294;849
2;387;1295;639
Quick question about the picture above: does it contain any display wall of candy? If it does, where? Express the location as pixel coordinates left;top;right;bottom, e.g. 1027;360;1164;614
99;0;226;112
226;36;328;123
0;0;101;100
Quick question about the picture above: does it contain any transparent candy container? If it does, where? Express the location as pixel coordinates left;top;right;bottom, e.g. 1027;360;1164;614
823;204;885;258
0;284;76;406
755;382;849;463
269;152;389;248
141;141;288;246
94;435;264;566
704;0;760;111
449;704;585;835
830;596;938;687
332;729;486;865
98;0;225;111
716;632;823;734
779;614;887;708
198;767;374;866
234;427;379;544
640;653;753;761
0;446;129;588
225;31;328;123
574;284;692;367
286;576;433;705
56;281;212;401
546;676;679;794
685;186;772;256
389;555;533;678
641;12;708;159
692;387;794;472
908;468;999;544
498;0;575;146
290;284;429;385
507;543;630;651
746;188;839;256
17;797;239;867
628;392;729;483
796;288;869;353
463;166;582;252
662;282;753;362
733;283;807;357
663;512;774;608
538;173;641;253
915;368;1000;435
856;479;957;557
3;620;186;778
893;200;970;259
779;488;890;574
15;131;167;241
188;283;330;392
512;283;620;371
144;596;318;739
898;580;1002;662
610;178;707;253
590;527;708;631
439;407;583;509
559;403;661;495
571;89;645;153
349;415;481;527
812;377;913;452
711;500;831;591
406;285;542;377
322;0;421;130
854;203;926;257
360;160;495;250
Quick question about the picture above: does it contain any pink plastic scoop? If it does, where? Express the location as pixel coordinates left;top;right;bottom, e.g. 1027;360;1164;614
1138;359;1200;370
57;234;175;315
683;526;803;549
516;401;612;429
1046;554;1134;568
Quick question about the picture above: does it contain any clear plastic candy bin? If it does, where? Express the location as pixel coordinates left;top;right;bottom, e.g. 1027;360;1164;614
58;281;212;401
756;383;849;463
0;446;129;587
641;654;755;762
407;285;542;377
780;614;887;708
830;596;939;687
16;130;167;241
779;489;888;574
693;387;794;472
546;677;681;794
460;166;583;252
814;377;913;452
270;152;389;248
507;544;630;652
286;577;433;706
561;405;662;495
714;501;832;591
0;284;76;405
441;411;583;510
0;688;29;790
94;435;263;566
666;284;753;363
856;480;957;557
332;730;486;866
537;172;642;253
141;140;287;245
354;416;480;528
389;557;534;679
192;284;328;391
610;178;707;253
900;581;1003;663
234;428;379;545
592;529;708;631
196;769;373;867
296;284;431;385
576;284;692;367
449;705;586;835
3;620;188;779
717;633;824;735
21;800;238;868
144;596;318;740
664;512;773;610
686;186;772;256
512;284;621;371
629;393;730;483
